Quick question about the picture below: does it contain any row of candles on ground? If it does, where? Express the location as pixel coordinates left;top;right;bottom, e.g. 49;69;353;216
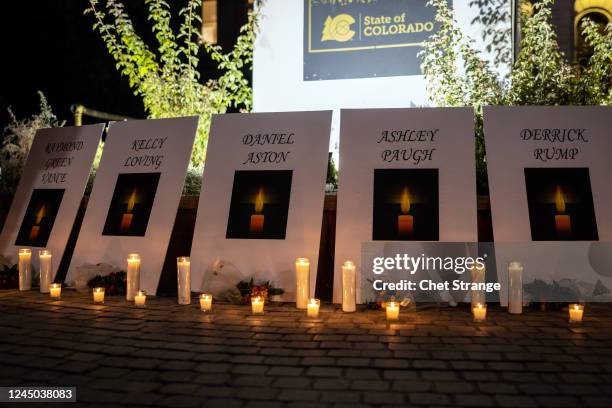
16;249;586;323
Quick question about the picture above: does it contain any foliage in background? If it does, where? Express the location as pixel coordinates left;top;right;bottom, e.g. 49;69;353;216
86;0;260;174
0;92;65;195
419;0;612;191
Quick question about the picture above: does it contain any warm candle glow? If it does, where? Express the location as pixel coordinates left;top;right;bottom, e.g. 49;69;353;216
177;256;191;305
473;303;487;322
39;250;53;294
120;190;138;232
569;304;584;323
29;204;46;241
342;260;356;312
307;298;320;318
93;287;105;303
18;249;32;291
295;258;310;309
200;293;213;312
251;296;264;314
249;187;265;234
49;283;62;299
554;186;571;236
134;290;146;307
386;301;400;321
126;253;141;301
398;187;414;236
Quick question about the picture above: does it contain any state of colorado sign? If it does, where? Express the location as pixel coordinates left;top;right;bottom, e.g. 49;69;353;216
304;0;440;81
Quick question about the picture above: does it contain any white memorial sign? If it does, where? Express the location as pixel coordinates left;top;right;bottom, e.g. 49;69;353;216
334;108;477;303
484;106;612;303
67;117;198;294
0;125;104;282
190;111;332;299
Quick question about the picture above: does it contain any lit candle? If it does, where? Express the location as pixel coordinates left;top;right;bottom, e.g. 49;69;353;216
342;260;356;312
473;303;487;322
569;304;584;323
126;253;141;301
295;258;310;309
307;298;320;318
120;190;137;232
386;301;400;321
18;249;32;291
508;262;523;314
29;205;45;241
200;293;213;312
251;296;264;314
554;186;571;236
249;187;265;234
470;264;485;308
49;283;62;299
38;250;53;294
397;187;414;236
177;256;191;305
134;290;146;307
93;287;105;303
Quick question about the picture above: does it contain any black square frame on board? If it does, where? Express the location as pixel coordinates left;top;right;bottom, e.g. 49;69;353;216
372;168;439;241
102;172;161;237
226;170;293;240
15;188;65;248
524;167;598;241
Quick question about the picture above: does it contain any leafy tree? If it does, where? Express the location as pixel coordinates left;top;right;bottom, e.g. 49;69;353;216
419;0;612;191
86;0;260;170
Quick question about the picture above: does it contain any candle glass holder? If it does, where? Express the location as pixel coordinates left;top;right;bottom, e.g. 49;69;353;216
472;303;487;322
306;298;320;318
569;304;584;323
385;301;400;321
135;290;147;307
251;296;264;315
200;293;213;312
93;287;105;304
49;283;62;299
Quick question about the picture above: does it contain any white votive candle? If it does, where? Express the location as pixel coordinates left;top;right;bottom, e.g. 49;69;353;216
307;298;320;318
93;287;105;303
342;260;356;312
18;249;32;291
126;253;141;301
38;250;53;294
386;301;400;321
177;256;191;305
251;296;264;314
49;283;62;299
134;290;146;307
473;303;487;322
569;304;584;323
200;293;212;312
295;258;310;309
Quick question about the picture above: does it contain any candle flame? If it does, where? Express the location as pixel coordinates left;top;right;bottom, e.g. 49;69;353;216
254;187;264;213
555;186;566;214
400;187;411;214
35;204;46;225
126;190;137;212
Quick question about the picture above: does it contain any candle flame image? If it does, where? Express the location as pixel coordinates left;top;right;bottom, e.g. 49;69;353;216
554;185;571;236
249;187;265;234
126;190;137;212
555;186;566;214
254;187;265;213
35;204;46;224
120;189;138;232
400;187;411;214
29;204;46;241
397;187;414;236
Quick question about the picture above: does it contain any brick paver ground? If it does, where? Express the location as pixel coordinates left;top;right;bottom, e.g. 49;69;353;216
1;290;612;407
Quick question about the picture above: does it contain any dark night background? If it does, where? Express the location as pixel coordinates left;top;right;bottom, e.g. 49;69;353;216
0;0;249;133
